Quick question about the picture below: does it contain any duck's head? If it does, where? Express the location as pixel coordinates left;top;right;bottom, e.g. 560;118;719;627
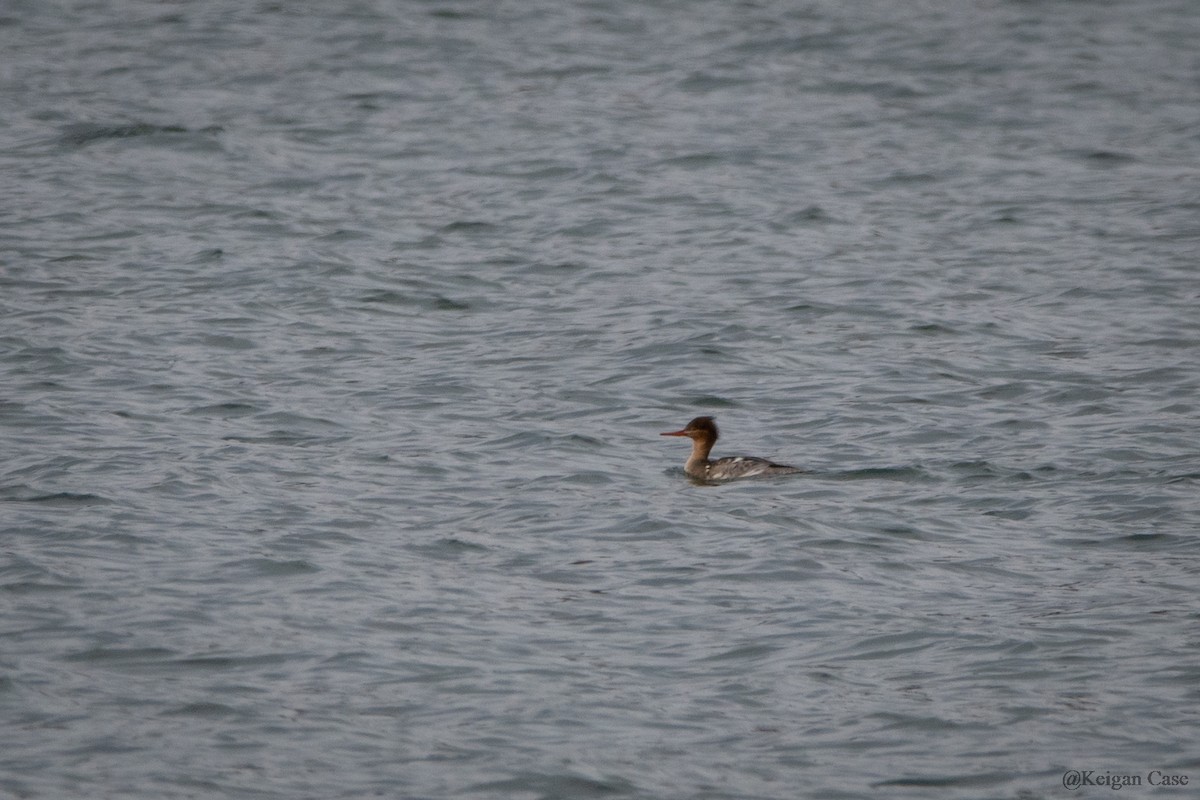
660;416;719;444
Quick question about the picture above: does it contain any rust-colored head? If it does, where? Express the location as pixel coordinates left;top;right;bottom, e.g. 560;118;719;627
660;416;719;443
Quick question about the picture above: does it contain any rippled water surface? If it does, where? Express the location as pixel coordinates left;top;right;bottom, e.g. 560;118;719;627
3;1;1199;798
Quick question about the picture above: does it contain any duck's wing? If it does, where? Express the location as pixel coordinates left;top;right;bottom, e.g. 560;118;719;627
708;456;802;480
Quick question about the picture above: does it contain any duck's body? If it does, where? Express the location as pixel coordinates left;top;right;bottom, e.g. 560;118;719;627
661;416;801;481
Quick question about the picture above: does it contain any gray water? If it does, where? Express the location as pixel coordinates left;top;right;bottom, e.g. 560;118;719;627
3;1;1199;798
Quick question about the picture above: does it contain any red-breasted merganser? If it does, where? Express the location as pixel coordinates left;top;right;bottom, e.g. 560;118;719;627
661;416;801;481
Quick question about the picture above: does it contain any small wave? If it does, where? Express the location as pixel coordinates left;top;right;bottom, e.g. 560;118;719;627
1;491;112;506
57;121;220;148
832;466;934;483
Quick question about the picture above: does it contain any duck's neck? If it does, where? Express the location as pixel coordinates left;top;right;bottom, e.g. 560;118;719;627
685;437;715;477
